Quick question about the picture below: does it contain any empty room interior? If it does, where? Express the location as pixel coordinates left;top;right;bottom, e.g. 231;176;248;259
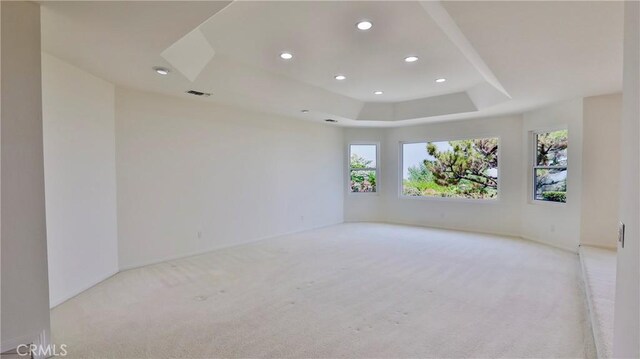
1;1;639;358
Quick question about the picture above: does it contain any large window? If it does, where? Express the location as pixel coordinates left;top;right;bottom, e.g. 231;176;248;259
402;137;498;199
349;144;377;193
533;129;568;203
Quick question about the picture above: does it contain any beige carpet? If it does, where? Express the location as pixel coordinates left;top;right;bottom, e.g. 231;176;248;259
579;246;616;359
51;223;595;358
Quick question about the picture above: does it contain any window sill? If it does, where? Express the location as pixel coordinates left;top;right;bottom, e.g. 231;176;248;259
398;194;500;204
528;199;567;206
348;192;380;197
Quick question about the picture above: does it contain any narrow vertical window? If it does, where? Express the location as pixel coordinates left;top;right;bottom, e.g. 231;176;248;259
349;144;377;193
533;129;568;203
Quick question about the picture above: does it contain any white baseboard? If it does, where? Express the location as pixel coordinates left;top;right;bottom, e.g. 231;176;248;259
0;329;49;356
346;220;579;253
579;242;617;251
47;221;344;312
520;235;578;253
119;221;344;271
1;333;35;354
49;269;119;308
49;220;577;316
353;219;522;240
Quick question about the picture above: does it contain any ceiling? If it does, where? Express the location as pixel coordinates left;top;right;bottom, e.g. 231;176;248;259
41;1;624;127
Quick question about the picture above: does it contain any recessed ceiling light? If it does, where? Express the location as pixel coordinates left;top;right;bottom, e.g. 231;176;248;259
325;119;338;123
356;21;373;30
435;78;447;83
301;109;309;113
404;56;419;63
153;66;170;75
334;75;346;81
280;52;293;60
374;91;384;95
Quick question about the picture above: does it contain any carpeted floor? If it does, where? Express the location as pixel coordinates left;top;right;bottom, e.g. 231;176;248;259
51;223;595;358
579;245;616;359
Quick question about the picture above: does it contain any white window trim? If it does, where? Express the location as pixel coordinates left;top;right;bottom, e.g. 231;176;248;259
529;127;568;205
347;142;380;195
398;136;501;203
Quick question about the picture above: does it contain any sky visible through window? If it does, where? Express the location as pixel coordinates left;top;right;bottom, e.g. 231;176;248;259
402;142;452;179
350;145;376;167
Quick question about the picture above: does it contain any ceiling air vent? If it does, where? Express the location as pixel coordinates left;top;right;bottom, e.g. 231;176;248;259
186;90;212;97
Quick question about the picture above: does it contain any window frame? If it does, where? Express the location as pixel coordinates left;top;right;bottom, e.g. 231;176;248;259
531;128;568;204
347;142;380;195
398;135;501;203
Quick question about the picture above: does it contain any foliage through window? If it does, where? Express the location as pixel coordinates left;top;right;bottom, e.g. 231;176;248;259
349;144;377;193
402;138;499;199
534;129;568;203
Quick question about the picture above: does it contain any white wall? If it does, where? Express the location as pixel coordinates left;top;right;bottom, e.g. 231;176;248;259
581;94;622;249
42;53;119;307
345;95;622;252
115;88;344;269
521;99;584;251
1;1;51;352
613;1;639;357
345;116;524;237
